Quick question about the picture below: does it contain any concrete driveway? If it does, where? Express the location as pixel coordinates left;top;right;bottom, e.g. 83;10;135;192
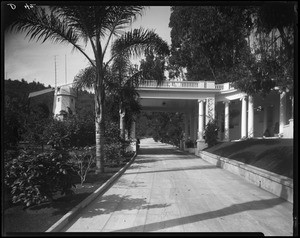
62;138;293;235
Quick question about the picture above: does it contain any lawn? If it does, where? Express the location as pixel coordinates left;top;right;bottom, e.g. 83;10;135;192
3;161;130;233
204;138;294;178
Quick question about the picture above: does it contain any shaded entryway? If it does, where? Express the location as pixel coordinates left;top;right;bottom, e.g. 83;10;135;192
62;138;293;235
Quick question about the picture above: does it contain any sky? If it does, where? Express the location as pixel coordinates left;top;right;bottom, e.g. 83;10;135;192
4;6;172;88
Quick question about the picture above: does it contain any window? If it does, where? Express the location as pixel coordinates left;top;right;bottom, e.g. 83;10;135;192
57;97;60;102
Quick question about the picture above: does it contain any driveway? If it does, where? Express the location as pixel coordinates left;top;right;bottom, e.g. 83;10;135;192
62;138;293;235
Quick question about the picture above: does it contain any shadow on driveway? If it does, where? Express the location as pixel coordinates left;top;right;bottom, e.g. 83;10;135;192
79;194;171;218
111;196;286;232
138;147;184;155
125;164;219;175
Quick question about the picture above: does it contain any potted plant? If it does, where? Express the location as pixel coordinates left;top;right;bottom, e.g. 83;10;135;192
185;139;195;153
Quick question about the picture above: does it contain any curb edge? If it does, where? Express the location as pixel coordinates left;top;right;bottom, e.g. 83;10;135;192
46;152;137;232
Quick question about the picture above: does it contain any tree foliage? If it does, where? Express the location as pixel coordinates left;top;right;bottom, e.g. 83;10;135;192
139;51;167;83
4;79;50;149
169;3;296;96
231;2;295;96
169;6;252;83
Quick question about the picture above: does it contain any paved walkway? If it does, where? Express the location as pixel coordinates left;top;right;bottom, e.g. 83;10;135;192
62;138;293;235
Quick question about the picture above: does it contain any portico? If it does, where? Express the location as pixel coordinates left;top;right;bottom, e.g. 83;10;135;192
134;80;293;152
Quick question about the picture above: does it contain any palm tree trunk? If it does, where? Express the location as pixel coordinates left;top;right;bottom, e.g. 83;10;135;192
119;105;126;140
95;83;105;174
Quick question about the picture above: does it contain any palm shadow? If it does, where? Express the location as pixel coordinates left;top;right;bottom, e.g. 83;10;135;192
138;147;183;155
134;156;198;165
112;196;288;232
125;164;219;175
77;194;171;218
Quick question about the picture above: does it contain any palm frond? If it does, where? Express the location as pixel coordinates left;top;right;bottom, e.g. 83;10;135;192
110;28;170;65
8;6;95;67
102;6;146;57
104;6;145;36
111;54;131;80
73;66;96;90
10;7;79;47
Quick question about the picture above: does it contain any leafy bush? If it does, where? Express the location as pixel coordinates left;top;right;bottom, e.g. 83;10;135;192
185;139;195;148
4;149;78;207
43;115;95;149
103;121;128;167
204;120;219;147
4;96;27;150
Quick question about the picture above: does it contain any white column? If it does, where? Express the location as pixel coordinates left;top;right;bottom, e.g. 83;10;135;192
197;100;204;140
224;101;230;141
205;99;209;126
248;95;254;138
241;96;247;138
279;91;287;134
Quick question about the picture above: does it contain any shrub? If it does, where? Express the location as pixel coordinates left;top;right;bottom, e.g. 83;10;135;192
204;120;219;147
185;139;195;148
69;147;95;185
47;132;71;150
43;115;95;150
104;142;123;167
103;121;128;167
4;149;78;207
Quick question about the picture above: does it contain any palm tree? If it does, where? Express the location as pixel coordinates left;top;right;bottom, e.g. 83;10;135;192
8;6;169;173
110;54;140;140
74;50;164;141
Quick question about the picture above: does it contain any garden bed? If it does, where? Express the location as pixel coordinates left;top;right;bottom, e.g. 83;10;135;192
3;165;126;233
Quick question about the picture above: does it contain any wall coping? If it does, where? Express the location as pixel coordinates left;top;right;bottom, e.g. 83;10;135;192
200;151;293;188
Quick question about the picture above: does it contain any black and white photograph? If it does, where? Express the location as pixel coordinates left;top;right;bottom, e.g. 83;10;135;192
2;1;297;235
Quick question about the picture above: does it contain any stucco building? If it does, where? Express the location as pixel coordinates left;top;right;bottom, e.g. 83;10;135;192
28;85;76;120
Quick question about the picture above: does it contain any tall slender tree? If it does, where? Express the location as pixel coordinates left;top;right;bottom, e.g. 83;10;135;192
8;6;169;173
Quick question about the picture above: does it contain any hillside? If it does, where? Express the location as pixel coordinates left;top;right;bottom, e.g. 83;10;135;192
4;79;51;101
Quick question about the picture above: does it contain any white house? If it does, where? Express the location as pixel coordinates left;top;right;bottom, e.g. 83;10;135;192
137;80;294;152
28;81;293;151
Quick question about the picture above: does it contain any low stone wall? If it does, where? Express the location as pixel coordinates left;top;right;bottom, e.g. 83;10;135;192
197;151;293;203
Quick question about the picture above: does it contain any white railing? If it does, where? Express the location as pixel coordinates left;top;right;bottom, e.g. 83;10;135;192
215;84;224;90
139;80;215;89
215;82;235;90
139;80;235;90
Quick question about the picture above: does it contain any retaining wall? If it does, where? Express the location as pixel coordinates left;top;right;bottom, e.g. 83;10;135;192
197;150;293;203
